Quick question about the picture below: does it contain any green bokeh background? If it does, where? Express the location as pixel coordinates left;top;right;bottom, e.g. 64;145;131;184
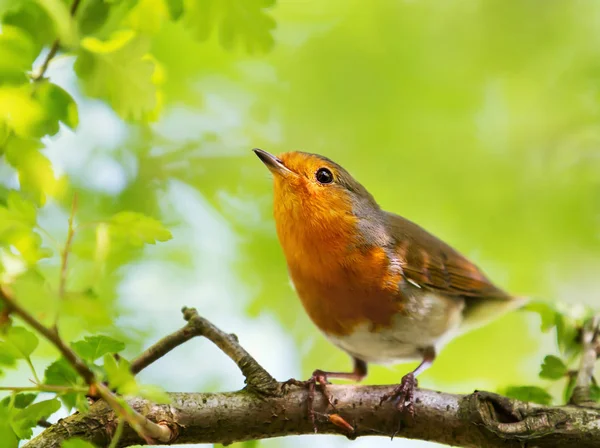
2;1;600;447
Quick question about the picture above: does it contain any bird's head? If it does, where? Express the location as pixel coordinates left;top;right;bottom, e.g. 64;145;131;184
253;148;380;228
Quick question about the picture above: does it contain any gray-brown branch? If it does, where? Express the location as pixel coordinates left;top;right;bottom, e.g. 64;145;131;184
24;385;600;448
570;315;600;407
23;308;600;448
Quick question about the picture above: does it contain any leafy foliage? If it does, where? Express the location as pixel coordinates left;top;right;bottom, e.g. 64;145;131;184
184;0;276;53
61;439;98;448
539;355;568;380
72;335;126;362
74;31;159;121
102;354;171;404
108;211;172;246
504;386;553;406
11;398;61;438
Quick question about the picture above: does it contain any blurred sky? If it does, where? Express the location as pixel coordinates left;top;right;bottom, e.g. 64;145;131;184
8;1;600;447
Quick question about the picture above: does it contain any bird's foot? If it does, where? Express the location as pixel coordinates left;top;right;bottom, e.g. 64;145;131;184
380;372;418;417
283;370;337;432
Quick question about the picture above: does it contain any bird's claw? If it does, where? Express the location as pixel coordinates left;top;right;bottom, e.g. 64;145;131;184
380;373;418;417
282;370;336;433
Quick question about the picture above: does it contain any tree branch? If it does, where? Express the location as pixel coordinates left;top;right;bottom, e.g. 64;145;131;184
24;385;600;448
131;307;280;396
23;307;600;447
570;315;600;407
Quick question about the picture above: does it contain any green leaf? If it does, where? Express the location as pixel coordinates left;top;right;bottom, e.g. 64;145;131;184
44;358;86;410
2;1;55;52
137;384;171;404
34;0;78;48
184;0;276;54
102;355;170;403
165;0;183;19
31;81;79;135
563;373;577;404
539;355;568;380
590;384;600;402
74;31;159;121
1;326;39;359
109;211;172;246
0;25;37;83
504;386;553;405
102;354;137;395
4;137;57;206
77;0;110;35
62;438;98;448
0;192;52;262
0;85;46;136
72;335;125;362
0;422;18;448
556;313;581;357
0;347;16;367
6;190;36;226
125;0;170;34
0;0;27;17
11;398;61;439
0;393;37;409
44;358;79;387
524;300;557;332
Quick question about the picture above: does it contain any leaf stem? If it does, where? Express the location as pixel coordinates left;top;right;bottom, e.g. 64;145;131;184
55;192;78;330
0;384;88;393
31;0;83;81
25;357;41;385
108;418;125;448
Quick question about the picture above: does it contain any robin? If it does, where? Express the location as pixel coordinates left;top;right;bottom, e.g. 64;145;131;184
253;148;527;421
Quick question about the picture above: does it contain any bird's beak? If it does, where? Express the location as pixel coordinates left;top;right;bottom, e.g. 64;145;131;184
253;148;293;176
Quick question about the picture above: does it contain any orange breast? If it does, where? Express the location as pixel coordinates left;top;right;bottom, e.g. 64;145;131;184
287;245;404;336
272;173;404;337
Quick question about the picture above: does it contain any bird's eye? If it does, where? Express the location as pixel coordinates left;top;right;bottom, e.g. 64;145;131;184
315;167;334;184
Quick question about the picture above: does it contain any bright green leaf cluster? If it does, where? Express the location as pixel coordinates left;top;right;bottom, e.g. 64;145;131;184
504;385;553;406
108;211;172;247
500;301;598;406
102;354;171;404
61;439;98;448
74;31;159;121
72;335;126;362
184;0;276;54
43;357;88;411
0;191;51;263
0;395;60;445
0;0;276;444
0;326;39;377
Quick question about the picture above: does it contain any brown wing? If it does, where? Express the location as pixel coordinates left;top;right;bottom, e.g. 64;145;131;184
384;212;510;299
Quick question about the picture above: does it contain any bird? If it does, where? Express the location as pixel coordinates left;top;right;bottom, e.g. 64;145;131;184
253;148;527;421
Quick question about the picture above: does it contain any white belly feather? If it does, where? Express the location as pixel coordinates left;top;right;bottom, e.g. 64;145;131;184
325;292;465;364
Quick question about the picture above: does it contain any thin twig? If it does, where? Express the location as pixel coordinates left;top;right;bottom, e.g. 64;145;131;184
131;307;280;396
130;319;197;375
31;0;82;81
0;285;95;384
55;192;78;330
59;192;78;299
36;420;52;428
0;285;175;444
570;315;600;407
108;419;125;448
183;307;281;395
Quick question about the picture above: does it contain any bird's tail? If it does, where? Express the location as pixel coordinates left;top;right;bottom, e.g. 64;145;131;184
458;295;530;335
